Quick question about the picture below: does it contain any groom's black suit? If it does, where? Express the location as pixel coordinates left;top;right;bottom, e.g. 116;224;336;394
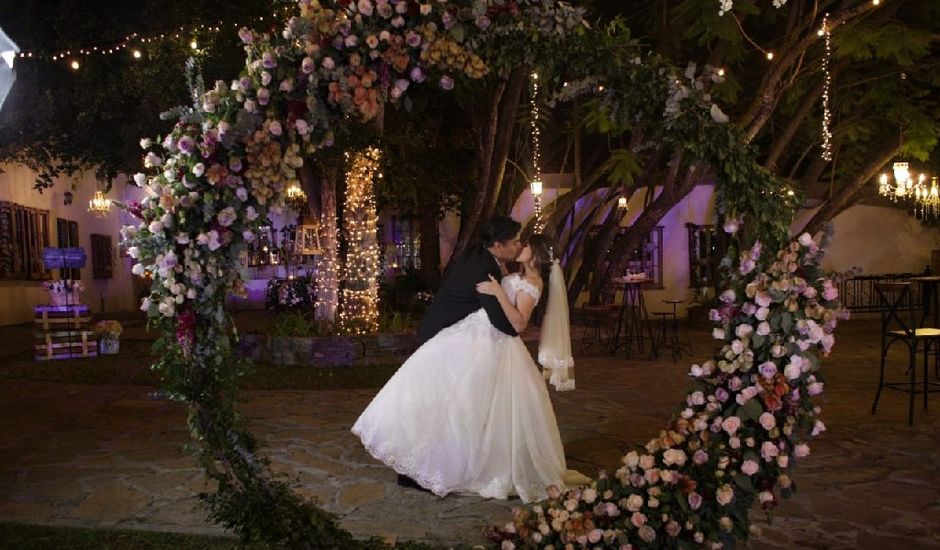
417;245;518;344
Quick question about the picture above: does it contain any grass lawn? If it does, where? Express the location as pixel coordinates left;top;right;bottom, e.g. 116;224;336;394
0;522;248;549
0;522;447;549
0;339;401;391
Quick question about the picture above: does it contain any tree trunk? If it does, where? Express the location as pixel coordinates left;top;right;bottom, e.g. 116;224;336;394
565;193;621;306
315;170;340;322
418;210;442;291
567;192;613;304
738;1;880;142
764;82;825;172
601;165;702;285
799;144;901;236
448;68;529;269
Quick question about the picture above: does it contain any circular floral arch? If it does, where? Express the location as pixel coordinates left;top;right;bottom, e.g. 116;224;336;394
124;0;844;547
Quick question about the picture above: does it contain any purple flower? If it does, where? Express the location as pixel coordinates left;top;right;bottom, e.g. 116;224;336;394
239;77;252;91
439;75;454;90
405;31;422;48
262;51;277;69
177;136;196;155
257;88;270;105
759;361;777;379
410;66;426;82
238;28;254;44
688;492;703;510
302;56;316;74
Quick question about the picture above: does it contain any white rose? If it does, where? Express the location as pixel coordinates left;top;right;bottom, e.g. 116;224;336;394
131;263;145;275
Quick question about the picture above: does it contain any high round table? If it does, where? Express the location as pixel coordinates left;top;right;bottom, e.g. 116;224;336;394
609;276;659;359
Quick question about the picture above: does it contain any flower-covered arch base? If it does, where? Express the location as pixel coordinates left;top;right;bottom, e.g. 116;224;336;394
488;229;847;549
124;0;829;547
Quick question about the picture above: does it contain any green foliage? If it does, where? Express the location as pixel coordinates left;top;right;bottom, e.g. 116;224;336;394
378;266;433;318
0;522;256;550
0;0;287;190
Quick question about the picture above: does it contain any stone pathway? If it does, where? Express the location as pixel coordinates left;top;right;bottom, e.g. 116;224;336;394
1;319;939;548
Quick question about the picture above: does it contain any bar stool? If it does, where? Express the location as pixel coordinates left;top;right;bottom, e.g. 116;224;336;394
872;282;940;425
576;305;615;355
653;300;694;361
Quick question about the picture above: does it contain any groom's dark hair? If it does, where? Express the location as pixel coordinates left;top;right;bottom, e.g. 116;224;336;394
481;216;522;247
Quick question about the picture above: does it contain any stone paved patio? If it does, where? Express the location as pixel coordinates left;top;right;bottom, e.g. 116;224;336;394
1;318;939;548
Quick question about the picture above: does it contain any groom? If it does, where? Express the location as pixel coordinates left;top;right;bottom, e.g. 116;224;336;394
417;216;524;344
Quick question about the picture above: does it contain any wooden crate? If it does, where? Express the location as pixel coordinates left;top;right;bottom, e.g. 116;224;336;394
33;329;98;361
34;304;92;330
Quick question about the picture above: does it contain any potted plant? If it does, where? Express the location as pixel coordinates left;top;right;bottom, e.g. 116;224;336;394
94;320;123;354
42;279;85;306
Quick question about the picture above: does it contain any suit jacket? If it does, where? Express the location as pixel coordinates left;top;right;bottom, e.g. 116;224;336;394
417;246;518;343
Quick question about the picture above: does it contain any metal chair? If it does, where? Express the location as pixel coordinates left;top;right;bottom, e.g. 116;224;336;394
872;282;940;425
653;300;694;361
575;305;616;355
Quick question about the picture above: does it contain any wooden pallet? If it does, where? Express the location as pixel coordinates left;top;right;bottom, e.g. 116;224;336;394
33;329;98;361
34;304;92;330
33;304;97;361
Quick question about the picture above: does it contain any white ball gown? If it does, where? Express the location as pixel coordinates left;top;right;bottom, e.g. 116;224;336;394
352;273;587;503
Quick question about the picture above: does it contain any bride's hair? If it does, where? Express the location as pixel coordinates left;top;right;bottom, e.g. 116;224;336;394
524;233;554;321
526;233;553;278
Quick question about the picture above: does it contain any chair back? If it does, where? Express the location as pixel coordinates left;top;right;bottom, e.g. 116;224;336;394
875;282;917;337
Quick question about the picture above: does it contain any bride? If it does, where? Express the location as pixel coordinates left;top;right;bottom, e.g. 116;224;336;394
352;234;584;503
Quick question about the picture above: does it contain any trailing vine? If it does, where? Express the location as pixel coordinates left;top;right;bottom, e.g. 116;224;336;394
122;0;810;547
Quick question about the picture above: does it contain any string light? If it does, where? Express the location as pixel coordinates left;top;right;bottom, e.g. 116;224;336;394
132;49;142;59
316;195;340;322
13;4;294;68
820;14;833;161
338;148;382;335
766;52;774;61
69;60;79;70
529;72;544;233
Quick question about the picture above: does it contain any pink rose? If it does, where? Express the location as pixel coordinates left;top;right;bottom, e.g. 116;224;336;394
741;460;759;476
721;416;741;435
759;412;776;431
688;492;702;510
716;484;734;505
794;443;810;457
631;512;647;528
761;441;780;461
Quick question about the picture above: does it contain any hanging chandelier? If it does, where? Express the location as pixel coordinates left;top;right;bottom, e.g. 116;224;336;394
88;190;112;217
915;177;940;219
878;162;922;202
285;183;307;212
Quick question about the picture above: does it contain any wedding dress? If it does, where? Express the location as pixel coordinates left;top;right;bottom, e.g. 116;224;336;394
352;273;587;503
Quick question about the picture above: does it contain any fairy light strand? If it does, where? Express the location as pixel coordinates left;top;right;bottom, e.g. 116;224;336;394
13;5;293;68
820;14;833;161
338;148;382;335
530;72;544;233
316;183;340;322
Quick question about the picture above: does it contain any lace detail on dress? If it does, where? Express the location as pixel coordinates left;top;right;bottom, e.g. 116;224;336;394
503;273;541;303
352;424;448;496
